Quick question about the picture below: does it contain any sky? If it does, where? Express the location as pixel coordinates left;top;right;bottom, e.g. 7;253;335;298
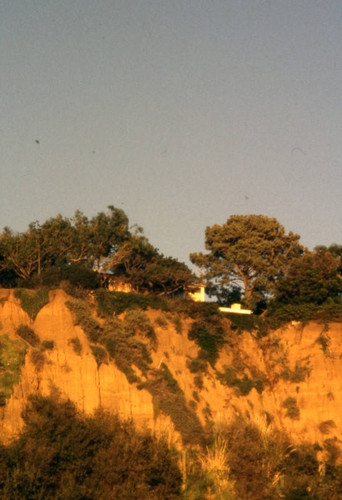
1;0;341;266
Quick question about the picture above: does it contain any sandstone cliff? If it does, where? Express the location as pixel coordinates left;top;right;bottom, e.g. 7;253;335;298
0;289;341;453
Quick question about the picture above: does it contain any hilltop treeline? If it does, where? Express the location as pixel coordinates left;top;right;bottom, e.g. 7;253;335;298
0;209;341;322
191;214;342;312
0;206;194;295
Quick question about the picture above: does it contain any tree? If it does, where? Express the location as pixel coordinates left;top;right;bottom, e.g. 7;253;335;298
315;244;342;275
108;235;195;295
0;226;41;280
0;206;132;285
274;249;342;305
88;205;131;265
190;215;303;308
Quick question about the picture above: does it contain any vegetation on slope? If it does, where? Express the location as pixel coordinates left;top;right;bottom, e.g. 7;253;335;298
0;393;182;499
0;334;27;405
1;394;342;499
14;288;49;319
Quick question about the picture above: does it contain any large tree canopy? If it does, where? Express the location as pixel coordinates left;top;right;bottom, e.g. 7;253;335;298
275;249;342;305
190;215;303;308
0;206;130;281
0;206;195;295
106;235;195;295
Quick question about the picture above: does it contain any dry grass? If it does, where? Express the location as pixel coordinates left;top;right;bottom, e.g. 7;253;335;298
198;436;235;499
199;436;230;475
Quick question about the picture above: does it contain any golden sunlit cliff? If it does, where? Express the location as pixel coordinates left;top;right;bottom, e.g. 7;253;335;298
0;288;341;458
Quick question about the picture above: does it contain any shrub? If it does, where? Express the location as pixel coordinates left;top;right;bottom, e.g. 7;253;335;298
67;299;153;383
61;264;101;289
159;363;180;393
217;365;264;395
41;340;54;351
172;315;183;334
282;397;300;420
95;288;222;318
193;375;203;390
187;357;207;374
0;334;27;401
39;264;101;290
0;394;182;498
14;288;49;319
266;300;342;329
188;318;226;366
316;333;330;354
155;315;168;329
223;312;256;333
66;299;102;343
192;390;200;402
0;391;7;406
319;420;336;435
95;289;167;317
68;337;82;355
30;349;45;371
102;319;152;381
90;345;107;367
281;361;311;383
124;309;156;342
16;325;40;347
139;365;205;446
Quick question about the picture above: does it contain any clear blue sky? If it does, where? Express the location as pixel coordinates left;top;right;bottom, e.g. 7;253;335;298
1;0;341;265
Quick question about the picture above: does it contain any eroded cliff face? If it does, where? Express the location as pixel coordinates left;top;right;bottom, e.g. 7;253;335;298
0;289;341;451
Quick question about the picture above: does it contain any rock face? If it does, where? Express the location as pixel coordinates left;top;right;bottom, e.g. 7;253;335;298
0;289;342;450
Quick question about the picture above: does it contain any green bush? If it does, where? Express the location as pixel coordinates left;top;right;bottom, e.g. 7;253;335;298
16;325;40;347
159;362;181;393
68;337;82;355
0;394;182;499
193;375;203;390
187;357;207;374
95;289;167;317
283;397;300;420
95;288;221;319
188;317;226;366
0;334;27;401
66;299;102;343
222;312;256;332
14;288;49;319
155;315;168;329
266;300;342;329
139;364;205;446
0;391;7;407
124;309;156;342
217;365;264;395
90;345;107;367
192;390;199;402
316;333;330;354
172;315;183;334
102;318;152;380
104;331;150;380
36;264;102;290
67;299;153;383
41;340;54;351
30;349;45;371
319;420;336;435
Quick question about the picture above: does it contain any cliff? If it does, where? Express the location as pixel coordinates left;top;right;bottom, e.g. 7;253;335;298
0;288;341;455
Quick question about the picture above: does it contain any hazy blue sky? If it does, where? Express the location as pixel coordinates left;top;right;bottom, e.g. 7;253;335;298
1;0;341;265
